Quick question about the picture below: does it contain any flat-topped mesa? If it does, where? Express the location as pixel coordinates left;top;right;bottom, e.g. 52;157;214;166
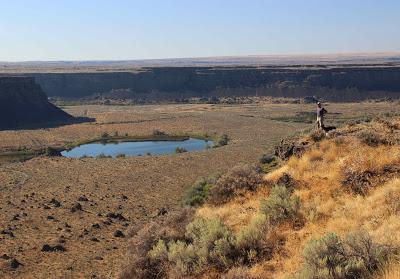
0;76;72;130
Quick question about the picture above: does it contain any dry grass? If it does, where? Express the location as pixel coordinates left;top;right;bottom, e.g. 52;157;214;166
189;118;400;279
374;260;400;279
269;139;400;278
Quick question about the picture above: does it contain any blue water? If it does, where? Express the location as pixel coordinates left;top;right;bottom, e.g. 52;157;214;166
61;138;213;158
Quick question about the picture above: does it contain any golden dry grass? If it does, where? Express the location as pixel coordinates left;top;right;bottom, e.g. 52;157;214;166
374;260;400;279
269;139;400;278
195;119;400;279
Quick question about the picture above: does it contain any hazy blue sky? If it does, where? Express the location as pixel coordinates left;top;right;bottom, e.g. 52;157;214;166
1;0;399;61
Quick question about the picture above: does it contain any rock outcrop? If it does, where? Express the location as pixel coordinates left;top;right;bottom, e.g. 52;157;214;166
0;76;72;130
17;65;400;102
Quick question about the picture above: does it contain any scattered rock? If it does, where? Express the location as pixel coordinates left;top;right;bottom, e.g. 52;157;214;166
157;207;168;216
70;202;83;213
78;196;89;202
275;138;309;160
41;244;66;252
121;195;128;200
94;256;103;260
90;237;100;242
106;212;126;221
47;215;55;220
113;230;125;238
1;254;10;260
92;223;100;229
41;244;52;252
1;229;14;238
10;258;23;269
50;198;61;207
103;220;112;226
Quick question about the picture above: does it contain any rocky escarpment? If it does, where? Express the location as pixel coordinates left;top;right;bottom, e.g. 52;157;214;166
0;77;72;130
15;65;400;102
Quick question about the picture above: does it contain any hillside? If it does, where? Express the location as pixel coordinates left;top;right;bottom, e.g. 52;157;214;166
120;118;400;279
0;76;72;130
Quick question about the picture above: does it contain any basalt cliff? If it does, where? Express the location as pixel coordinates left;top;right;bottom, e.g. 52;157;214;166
0;76;72;130
29;66;400;102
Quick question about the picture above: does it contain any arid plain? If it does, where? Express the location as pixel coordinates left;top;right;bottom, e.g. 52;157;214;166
0;101;399;278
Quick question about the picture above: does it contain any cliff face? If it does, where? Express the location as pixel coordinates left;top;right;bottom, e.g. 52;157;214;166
0;77;72;130
15;66;400;101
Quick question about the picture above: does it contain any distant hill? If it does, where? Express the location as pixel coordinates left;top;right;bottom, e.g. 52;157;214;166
1;52;400;71
0;76;72;130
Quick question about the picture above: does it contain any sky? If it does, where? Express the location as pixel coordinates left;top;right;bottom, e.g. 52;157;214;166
1;0;400;61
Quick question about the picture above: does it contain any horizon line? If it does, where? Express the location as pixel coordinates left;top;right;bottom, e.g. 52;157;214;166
2;51;400;64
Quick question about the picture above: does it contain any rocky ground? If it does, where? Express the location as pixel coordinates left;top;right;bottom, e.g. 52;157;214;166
0;102;398;278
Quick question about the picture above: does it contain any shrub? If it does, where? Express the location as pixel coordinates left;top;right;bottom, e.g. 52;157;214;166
309;130;326;142
96;153;112;159
185;217;234;270
143;213;275;277
276;173;297;191
101;132;110;139
119;208;195;279
357;131;389;147
183;177;216;207
44;147;62;157
260;185;300;225
152;129;167;136
259;154;275;164
166;240;197;275
235;214;269;263
301;232;346;279
296;231;396;279
116;153;126;158
341;170;374;195
216;134;230;147
152;217;234;277
175;147;188;154
148;239;168;261
222;266;259;279
209;164;264;205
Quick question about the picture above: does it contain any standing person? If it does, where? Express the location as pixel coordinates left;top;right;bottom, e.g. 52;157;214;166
316;102;327;130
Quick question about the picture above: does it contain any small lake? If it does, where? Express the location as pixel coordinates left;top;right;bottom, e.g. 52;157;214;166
61;138;213;158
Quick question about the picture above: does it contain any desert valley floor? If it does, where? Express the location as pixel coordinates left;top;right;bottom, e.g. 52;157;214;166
1;101;399;278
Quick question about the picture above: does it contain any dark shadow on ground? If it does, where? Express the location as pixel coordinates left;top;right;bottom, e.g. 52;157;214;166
0;116;96;131
322;126;337;132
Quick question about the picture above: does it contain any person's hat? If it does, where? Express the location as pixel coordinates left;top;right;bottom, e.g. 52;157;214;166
317;102;321;105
